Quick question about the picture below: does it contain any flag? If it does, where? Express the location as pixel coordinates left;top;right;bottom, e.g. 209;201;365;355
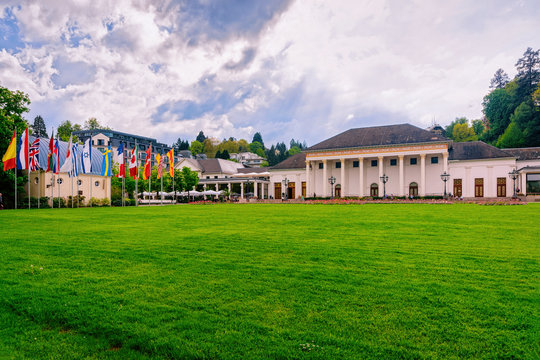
17;128;29;170
2;130;17;170
46;133;54;172
59;135;73;175
70;143;80;178
156;153;162;179
81;138;92;174
53;138;60;174
167;149;174;177
116;143;125;178
29;138;40;171
101;145;112;176
142;146;151;180
129;146;137;178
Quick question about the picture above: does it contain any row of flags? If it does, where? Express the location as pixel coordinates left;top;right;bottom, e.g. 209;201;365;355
2;128;175;180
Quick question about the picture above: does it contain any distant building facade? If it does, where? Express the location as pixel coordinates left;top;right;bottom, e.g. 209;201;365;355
230;152;266;167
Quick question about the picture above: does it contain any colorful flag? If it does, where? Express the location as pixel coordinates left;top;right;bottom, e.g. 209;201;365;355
29;138;40;171
142;146;151;180
46;133;54;172
2;130;17;170
101;145;112;176
116;143;125;178
59;135;73;175
54;139;60;175
167;149;174;177
17;128;29;170
81;138;92;174
156;153;163;179
129;146;137;178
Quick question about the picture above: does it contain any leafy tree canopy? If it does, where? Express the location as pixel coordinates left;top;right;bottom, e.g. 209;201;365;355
490;68;510;89
452;123;478;142
196;130;206;143
252;132;264;149
84;117;110;130
190;140;204;155
57;120;82;142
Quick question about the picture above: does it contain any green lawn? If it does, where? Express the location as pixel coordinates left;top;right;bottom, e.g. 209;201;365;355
0;204;539;359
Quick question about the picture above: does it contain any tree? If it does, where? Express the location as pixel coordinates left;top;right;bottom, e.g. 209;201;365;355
490;68;510;89
508;101;540;147
249;141;263;155
182;166;199;195
0;86;31;208
190;140;203;155
289;146;301;155
221;149;230;159
196;130;206;143
482;81;520;143
252;132;264;149
496;121;525;148
215;150;222;159
471;119;485;137
452;123;478;142
57;120;82;142
173;138;190;151
237;139;249;152
444;117;468;139
515;47;540;97
32;115;48;138
84;117;110;130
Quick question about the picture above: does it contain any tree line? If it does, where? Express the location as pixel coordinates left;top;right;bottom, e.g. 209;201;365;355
444;47;539;148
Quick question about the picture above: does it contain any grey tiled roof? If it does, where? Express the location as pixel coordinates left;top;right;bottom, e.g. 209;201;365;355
271;153;306;170
307;124;449;151
449;141;513;161
502;147;540;161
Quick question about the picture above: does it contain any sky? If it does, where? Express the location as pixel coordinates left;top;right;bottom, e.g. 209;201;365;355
0;0;539;147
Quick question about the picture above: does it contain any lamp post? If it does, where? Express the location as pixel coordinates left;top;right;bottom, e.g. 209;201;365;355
509;169;519;198
328;176;336;199
440;171;450;199
379;174;388;198
282;177;289;200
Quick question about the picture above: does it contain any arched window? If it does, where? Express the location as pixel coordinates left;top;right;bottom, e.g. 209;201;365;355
335;184;341;198
370;183;378;197
409;182;418;196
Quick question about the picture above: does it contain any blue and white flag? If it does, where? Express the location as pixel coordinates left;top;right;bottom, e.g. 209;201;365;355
81;138;92;174
59;134;74;175
70;143;80;178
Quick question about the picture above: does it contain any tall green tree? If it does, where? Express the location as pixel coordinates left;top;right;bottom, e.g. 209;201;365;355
509;101;540;146
471;119;485;137
482;81;520;143
515;47;540;97
0;86;31;208
252;132;264;149
452;123;478;142
84;117;110;130
444;117;468;139
32;115;48;138
182;166;199;195
496;121;525;148
190;140;204;155
490;68;510;89
57;120;82;142
196;130;206;143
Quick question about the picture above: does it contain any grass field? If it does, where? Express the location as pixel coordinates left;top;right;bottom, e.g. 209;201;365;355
0;203;539;359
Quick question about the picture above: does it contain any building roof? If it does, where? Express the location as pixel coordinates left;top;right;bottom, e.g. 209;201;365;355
502;147;540;161
237;167;270;174
271;153;306;170
307;124;449;151
449;141;513;161
197;158;245;174
73;129;156;143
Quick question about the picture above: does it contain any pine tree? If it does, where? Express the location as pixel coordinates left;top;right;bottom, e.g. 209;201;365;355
32;115;48;138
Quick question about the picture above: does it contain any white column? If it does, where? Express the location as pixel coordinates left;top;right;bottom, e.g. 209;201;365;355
240;182;244;199
399;155;404;196
305;160;310;197
340;158;345;197
254;180;258;198
359;157;364;197
322;159;328;197
443;152;448;173
216;183;219;191
378;156;384;192
420;154;426;196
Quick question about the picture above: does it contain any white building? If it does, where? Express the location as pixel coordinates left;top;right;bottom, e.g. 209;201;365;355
230;152;266;167
266;124;540;200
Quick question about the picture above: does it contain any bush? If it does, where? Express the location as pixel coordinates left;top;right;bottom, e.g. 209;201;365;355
99;198;110;207
52;197;66;208
67;195;86;207
39;197;51;208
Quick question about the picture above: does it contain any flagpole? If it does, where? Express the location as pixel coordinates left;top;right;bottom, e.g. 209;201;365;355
56;132;59;209
161;173;163;206
28;133;30;210
14;126;17;210
149;145;151;204
135;140;138;207
122;142;125;207
38;170;40;209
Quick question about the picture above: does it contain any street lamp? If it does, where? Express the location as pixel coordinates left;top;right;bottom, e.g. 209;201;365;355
282;177;289;200
440;171;450;198
509;169;519;198
328;176;336;198
380;174;388;198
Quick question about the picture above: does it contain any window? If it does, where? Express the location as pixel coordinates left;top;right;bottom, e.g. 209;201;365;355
57;178;63;184
475;178;484;197
353;161;359;168
34;177;39;184
94;181;100;187
390;159;397;166
497;177;506;197
526;173;540;194
371;160;378;167
336;161;341;169
206;176;210;179
318;163;324;169
453;179;462;197
431;156;438;164
77;180;82;186
214;176;218;179
98;139;104;146
410;158;417;165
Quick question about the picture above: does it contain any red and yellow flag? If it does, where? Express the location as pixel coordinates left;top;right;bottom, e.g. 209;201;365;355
166;149;174;177
156;153;162;179
1;130;17;170
142;147;151;180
